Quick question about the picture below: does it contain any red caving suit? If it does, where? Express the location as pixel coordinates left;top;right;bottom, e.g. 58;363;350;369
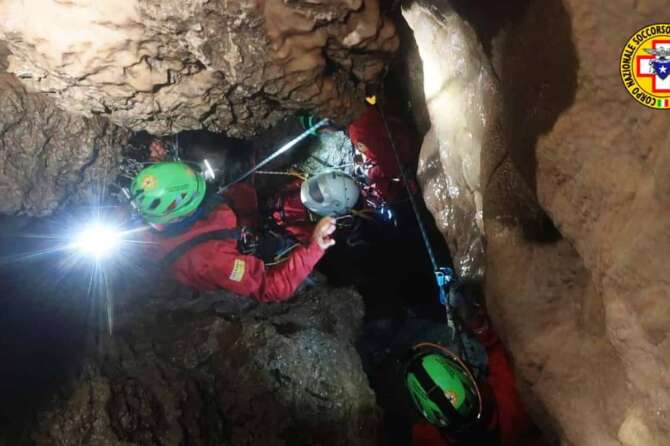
348;105;418;202
145;183;324;302
411;326;545;446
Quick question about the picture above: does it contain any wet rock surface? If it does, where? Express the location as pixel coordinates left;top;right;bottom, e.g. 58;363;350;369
0;73;130;216
0;0;398;137
407;0;670;444
32;282;378;446
403;2;493;280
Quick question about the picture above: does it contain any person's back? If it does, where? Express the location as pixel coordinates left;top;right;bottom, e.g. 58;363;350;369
145;197;326;301
131;162;336;302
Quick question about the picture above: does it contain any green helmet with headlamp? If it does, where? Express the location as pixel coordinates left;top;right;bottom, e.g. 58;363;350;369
130;162;207;225
405;343;482;431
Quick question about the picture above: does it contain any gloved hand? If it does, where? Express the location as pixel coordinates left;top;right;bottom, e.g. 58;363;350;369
312;216;336;250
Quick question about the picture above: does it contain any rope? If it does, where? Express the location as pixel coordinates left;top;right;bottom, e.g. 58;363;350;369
219;118;328;193
255;170;308;181
376;104;438;272
351;208;378;222
376;98;469;360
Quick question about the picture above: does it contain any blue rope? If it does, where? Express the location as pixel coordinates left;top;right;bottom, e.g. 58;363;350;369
376;101;468;358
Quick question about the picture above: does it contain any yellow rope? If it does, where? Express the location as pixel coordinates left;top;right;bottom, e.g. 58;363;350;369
255;170;307;181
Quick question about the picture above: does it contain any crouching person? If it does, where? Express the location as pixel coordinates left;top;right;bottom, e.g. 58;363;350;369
131;161;336;302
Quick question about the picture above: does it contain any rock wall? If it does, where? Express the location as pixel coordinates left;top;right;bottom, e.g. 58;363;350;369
0;72;130;216
403;3;493;280
407;0;670;444
0;0;398;137
32;283;379;446
486;0;670;444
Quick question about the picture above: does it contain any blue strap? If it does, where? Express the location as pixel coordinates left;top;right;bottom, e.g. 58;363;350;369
434;267;454;305
219;118;328;193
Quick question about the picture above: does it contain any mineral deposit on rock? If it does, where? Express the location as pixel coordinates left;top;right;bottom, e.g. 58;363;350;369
0;0;399;137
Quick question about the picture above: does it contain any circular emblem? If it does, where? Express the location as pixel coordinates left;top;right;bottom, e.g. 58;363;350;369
621;24;670;109
444;390;459;406
141;175;158;190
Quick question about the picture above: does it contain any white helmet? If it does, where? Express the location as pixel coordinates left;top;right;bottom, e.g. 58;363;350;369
300;171;360;217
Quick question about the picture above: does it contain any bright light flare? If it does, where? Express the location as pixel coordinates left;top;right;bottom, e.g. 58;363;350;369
71;223;122;259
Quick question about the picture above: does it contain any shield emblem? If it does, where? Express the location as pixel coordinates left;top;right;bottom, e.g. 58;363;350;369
652;59;670;80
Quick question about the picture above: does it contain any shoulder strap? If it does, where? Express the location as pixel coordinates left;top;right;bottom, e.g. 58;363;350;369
161;228;243;269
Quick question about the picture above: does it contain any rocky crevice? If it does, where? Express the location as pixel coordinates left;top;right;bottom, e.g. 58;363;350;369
32;283;379;446
406;0;670;444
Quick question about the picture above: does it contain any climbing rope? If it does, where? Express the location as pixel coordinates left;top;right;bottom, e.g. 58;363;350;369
255;170;308;181
376;105;439;272
219;118;329;193
375;98;469;360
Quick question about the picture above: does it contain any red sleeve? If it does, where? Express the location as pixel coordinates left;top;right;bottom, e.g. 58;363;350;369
412;422;449;446
177;240;324;302
255;241;324;302
475;326;532;446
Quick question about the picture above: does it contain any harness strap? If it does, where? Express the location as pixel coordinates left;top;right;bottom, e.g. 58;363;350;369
161;228;243;269
160;226;300;269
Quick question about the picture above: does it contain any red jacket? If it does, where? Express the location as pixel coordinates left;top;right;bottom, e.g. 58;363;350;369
348;105;418;202
267;179;314;244
412;326;540;446
145;202;324;302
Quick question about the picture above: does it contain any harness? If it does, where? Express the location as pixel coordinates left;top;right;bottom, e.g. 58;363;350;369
158;193;299;269
159;224;300;269
160;228;244;269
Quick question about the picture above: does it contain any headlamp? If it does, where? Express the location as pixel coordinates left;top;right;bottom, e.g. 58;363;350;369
72;223;122;260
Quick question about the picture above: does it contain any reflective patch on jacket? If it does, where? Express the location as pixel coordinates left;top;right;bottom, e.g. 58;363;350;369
229;258;246;282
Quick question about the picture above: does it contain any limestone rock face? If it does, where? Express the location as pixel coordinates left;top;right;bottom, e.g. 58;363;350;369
0;0;398;137
407;0;670;444
32;284;379;446
403;3;493;280
0;73;130;216
485;0;670;444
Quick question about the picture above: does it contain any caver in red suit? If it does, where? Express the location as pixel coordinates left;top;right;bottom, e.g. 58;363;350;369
347;105;418;202
264;178;315;244
145;183;331;302
411;318;547;446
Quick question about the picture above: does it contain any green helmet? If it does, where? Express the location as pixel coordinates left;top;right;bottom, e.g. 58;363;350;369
130;162;206;225
405;344;481;431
